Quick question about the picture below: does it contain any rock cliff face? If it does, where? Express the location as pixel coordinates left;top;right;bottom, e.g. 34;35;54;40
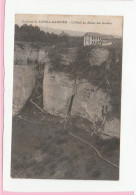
43;65;75;117
14;44;28;65
43;66;115;129
13;43;50;116
12;65;35;116
103;118;120;138
14;44;49;65
71;81;111;122
42;45;120;139
60;47;79;65
38;49;49;64
101;118;120;139
13;43;120;139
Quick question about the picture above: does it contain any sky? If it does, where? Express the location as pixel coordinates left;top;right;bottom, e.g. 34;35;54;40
15;14;123;37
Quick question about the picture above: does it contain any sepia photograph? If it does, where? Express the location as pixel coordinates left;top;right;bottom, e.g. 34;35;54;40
11;14;123;180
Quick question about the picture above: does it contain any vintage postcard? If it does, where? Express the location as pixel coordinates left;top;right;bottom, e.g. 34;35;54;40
11;14;123;180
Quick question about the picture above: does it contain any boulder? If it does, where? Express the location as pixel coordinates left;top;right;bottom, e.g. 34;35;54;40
89;48;109;66
102;118;120;139
12;65;35;116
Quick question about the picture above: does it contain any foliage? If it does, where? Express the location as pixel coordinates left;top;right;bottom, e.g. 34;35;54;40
14;24;83;47
15;24;59;44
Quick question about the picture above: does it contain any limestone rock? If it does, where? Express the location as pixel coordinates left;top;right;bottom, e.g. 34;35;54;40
43;65;75;117
42;67;120;138
89;48;109;66
14;44;28;65
27;49;39;63
102;118;120;138
60;47;78;65
71;81;111;123
38;49;49;64
12;65;35;116
14;43;50;65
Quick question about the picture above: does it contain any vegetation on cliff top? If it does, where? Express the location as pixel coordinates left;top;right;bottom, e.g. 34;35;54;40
15;24;83;47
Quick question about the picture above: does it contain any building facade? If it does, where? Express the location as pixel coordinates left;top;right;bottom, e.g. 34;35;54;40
84;33;102;46
84;32;113;46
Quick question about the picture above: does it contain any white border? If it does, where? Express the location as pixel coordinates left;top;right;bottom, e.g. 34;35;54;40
3;0;136;192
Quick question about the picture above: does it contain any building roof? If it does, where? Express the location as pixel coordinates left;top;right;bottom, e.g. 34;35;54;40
84;32;114;40
102;35;114;40
84;32;101;37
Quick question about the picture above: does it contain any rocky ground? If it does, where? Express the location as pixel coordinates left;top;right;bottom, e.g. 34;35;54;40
11;88;119;180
